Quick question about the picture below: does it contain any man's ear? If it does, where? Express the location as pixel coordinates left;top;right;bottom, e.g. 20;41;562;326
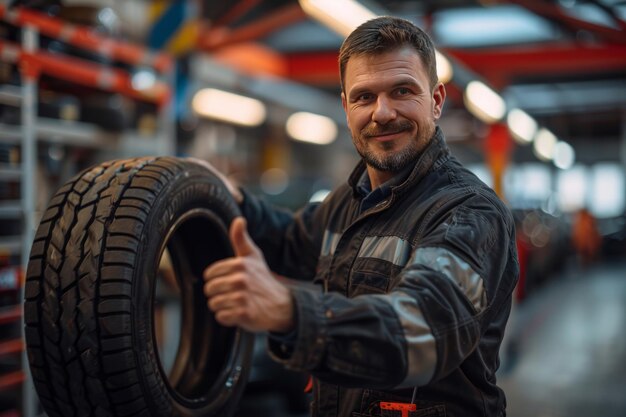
432;82;446;120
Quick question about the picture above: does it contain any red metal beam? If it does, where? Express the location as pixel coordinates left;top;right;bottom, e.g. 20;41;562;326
213;0;263;27
200;3;307;51
0;40;170;105
0;339;23;357
0;305;21;326
284;42;626;88
446;42;626;86
285;51;340;86
0;5;173;73
0;371;25;391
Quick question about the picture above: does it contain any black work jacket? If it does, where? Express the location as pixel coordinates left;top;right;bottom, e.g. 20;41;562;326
240;127;519;417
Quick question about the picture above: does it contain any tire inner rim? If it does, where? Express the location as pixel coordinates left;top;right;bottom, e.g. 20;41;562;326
155;208;243;408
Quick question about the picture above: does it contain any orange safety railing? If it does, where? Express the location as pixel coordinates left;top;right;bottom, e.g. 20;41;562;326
0;371;25;391
0;306;21;326
0;39;170;105
0;339;24;357
0;4;173;73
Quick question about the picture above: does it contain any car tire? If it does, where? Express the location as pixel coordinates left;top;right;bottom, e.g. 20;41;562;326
24;156;254;417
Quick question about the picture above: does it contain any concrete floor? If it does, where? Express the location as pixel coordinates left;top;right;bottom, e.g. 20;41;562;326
499;259;626;417
236;259;626;417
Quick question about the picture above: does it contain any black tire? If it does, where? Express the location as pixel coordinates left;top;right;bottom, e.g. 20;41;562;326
24;156;254;417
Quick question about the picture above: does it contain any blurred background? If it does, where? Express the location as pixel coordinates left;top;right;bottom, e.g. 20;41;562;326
0;0;625;416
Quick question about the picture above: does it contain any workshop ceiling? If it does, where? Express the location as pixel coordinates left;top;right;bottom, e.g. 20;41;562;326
201;0;626;89
197;0;626;161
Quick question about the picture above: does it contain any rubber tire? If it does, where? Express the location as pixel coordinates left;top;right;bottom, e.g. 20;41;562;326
24;156;254;417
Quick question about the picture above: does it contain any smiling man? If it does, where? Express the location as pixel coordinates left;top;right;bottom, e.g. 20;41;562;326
341;43;445;187
204;16;519;417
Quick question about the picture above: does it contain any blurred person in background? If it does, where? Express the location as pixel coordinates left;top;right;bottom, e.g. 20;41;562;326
571;207;602;267
203;16;519;417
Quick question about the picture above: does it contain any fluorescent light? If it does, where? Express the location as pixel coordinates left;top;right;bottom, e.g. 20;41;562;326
192;88;266;127
463;81;506;123
553;141;575;170
533;128;558;161
506;108;537;144
557;166;586;213
286;112;337;145
591;164;625;218
435;50;453;84
299;0;376;37
301;0;453;84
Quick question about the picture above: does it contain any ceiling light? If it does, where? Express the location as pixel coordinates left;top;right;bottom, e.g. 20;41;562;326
299;0;376;37
301;0;453;84
506;108;537;144
435;50;453;84
463;81;506;124
553;141;575;170
533;128;558;161
192;88;266;127
286;112;337;145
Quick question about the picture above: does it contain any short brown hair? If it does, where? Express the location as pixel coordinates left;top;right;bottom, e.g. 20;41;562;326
338;16;438;91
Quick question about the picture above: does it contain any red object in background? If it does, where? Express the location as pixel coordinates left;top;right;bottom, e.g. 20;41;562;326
0;4;172;73
304;375;313;393
515;237;529;302
484;123;513;199
484;123;513;155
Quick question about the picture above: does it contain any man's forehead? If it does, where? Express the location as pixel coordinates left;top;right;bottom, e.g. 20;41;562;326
346;47;423;69
344;48;427;88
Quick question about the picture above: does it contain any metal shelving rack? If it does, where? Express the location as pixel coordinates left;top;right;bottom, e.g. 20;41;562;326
0;5;176;416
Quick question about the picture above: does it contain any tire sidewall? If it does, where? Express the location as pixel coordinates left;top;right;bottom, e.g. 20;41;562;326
127;162;243;417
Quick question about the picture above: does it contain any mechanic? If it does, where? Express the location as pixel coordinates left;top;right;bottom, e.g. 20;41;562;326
203;16;519;417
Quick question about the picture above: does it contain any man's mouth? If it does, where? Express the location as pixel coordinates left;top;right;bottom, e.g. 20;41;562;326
368;131;404;141
362;121;413;140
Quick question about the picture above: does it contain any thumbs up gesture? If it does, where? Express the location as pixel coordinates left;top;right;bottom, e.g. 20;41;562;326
203;217;295;333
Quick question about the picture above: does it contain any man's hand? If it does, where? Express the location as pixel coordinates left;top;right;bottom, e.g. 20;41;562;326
203;217;295;333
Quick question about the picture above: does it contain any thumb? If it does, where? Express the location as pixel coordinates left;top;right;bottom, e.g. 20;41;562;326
229;217;256;257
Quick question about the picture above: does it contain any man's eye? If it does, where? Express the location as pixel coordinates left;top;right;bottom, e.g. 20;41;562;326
357;93;373;101
396;87;411;96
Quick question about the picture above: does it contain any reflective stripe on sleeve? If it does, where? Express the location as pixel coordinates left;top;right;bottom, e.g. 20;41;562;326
411;246;486;312
373;292;436;387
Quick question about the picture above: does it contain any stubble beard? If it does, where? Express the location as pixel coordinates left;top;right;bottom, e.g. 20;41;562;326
354;121;435;173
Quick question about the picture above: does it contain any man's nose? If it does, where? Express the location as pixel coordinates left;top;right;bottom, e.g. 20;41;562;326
372;95;396;124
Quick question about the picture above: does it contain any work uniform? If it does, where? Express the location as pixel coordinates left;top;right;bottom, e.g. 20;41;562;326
240;127;519;417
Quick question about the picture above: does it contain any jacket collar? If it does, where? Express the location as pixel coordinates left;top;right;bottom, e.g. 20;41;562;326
348;126;450;197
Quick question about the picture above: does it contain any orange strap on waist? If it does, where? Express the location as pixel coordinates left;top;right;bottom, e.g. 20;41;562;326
380;401;417;417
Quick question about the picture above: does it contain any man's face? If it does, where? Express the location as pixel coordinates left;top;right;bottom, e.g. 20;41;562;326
341;46;445;180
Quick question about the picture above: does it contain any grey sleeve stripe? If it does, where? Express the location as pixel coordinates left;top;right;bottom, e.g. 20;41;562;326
321;230;341;256
410;246;487;312
373;292;436;387
358;236;411;267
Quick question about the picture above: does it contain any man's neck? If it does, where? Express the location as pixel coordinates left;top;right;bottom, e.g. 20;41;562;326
366;166;394;190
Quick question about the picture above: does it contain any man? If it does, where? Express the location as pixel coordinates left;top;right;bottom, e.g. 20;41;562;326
203;16;518;417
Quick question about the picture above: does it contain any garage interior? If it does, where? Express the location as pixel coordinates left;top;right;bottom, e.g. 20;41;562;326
1;0;625;416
